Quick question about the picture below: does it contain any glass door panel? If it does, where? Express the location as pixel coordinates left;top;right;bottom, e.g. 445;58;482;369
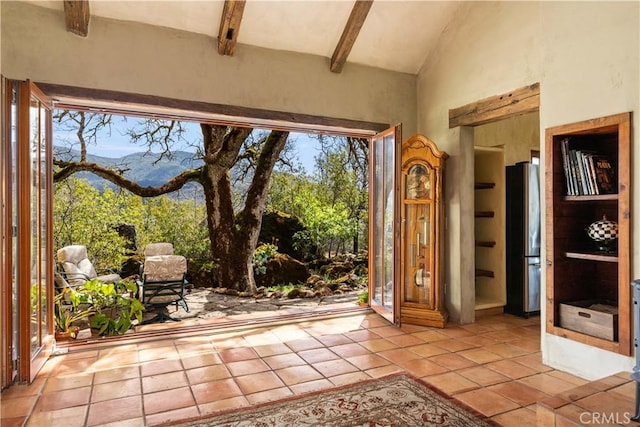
403;203;433;307
369;125;401;323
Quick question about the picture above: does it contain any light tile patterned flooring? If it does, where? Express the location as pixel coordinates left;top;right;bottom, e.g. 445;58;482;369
1;311;594;426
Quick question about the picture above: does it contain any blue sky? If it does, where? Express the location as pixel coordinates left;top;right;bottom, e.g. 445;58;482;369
54;115;321;173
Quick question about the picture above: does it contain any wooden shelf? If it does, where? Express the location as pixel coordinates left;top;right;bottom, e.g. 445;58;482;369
476;240;496;248
475;182;495;190
545;112;631;356
563;194;618;202
565;251;618;262
475;269;494;278
475;211;494;218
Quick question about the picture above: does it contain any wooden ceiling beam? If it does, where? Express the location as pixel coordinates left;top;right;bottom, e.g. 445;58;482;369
218;0;246;56
449;83;540;128
330;0;373;73
63;0;90;37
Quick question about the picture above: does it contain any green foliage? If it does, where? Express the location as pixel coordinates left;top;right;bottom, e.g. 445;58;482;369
54;177;210;269
252;243;278;275
83;279;144;336
357;290;369;304
54;289;95;335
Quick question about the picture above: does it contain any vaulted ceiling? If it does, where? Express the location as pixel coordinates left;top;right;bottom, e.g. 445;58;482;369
34;0;462;75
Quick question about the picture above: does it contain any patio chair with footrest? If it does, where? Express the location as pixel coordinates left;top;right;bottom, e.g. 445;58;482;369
56;245;122;287
137;254;189;324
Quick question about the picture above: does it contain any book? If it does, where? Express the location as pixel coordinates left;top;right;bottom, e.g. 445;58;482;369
593;155;616;194
560;138;574;195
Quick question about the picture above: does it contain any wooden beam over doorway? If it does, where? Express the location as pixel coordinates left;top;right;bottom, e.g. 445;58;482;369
218;0;246;56
64;0;90;37
449;83;540;128
330;0;374;73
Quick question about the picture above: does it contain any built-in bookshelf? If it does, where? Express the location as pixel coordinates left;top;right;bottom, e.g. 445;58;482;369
545;112;631;356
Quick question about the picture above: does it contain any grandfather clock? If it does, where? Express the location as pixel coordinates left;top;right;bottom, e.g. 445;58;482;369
399;135;448;327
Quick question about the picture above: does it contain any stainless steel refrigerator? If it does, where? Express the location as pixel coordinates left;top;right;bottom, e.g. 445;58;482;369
505;162;541;317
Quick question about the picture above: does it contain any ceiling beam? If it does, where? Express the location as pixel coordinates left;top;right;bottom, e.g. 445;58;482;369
218;0;246;56
330;0;373;73
63;0;90;37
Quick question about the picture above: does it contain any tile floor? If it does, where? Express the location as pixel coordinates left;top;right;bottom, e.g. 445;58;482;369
0;310;622;426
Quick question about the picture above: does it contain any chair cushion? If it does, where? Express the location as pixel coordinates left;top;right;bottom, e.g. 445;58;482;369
96;273;122;283
144;255;187;282
144;243;174;257
57;245;98;280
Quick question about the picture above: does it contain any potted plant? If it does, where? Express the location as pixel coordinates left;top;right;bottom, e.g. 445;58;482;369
84;279;144;336
356;290;369;307
54;288;94;340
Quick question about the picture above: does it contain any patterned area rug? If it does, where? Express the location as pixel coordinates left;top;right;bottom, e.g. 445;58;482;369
167;373;497;427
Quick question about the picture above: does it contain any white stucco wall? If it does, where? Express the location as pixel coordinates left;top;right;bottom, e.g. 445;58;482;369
1;2;416;135
418;1;639;379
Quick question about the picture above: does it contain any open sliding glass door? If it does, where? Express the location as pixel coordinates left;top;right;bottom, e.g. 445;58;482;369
368;125;401;324
16;81;54;382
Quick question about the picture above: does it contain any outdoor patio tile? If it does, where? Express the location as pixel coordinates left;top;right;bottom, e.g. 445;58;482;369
454;388;520;416
186;364;231;385
138;346;179;363
429;353;478;371
235;371;287;394
145;406;200;426
358;338;398;352
396;358;449;377
328;371;371;386
491;407;538;427
99;417;145;427
52;357;99;375
246;386;293;405
486;359;538;380
198;395;249;415
25;405;88;427
368;325;406;338
93;365;140;384
43;372;94;392
180;352;223;370
2;417;27;427
0;377;46;399
410;330;449;342
252;342;292;357
511;353;553;373
1;395;39;418
298;347;340;364
86;395;143;426
289;378;334;395
365;364;404;378
343;329;382;342
384;333;425;347
422;372;480;395
458;348;503;364
378;348;421;364
285;337;324;352
91;378;141;403
263;352;307;370
312;359;359;377
217;347;259;363
316;334;355;347
328;342;370;358
191;378;243;405
519;373;580;395
142;371;189;394
345;353;391;370
488;381;551;406
276;365;323;386
226;358;271;377
140;358;184;377
143;386;195;415
431;338;478;353
438;327;475;339
406;343;450;358
457;366;510;387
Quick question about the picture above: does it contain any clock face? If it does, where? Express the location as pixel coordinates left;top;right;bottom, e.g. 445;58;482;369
406;164;431;200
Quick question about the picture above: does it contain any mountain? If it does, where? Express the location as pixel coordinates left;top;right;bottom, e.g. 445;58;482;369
54;147;206;199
